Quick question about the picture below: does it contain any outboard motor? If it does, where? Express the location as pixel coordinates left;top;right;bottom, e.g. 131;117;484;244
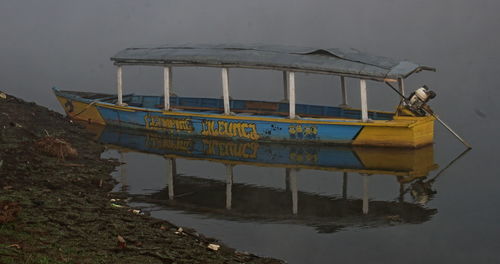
406;85;436;116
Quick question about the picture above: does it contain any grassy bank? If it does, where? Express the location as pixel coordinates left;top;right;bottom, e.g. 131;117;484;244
0;92;282;264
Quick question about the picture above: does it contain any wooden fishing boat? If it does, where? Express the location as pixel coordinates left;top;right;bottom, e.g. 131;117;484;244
54;44;438;148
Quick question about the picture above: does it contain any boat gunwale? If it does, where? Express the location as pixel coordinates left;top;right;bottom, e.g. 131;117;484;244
96;102;427;128
54;88;430;128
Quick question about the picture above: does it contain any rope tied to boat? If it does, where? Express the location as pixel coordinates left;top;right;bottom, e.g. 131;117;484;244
72;101;98;118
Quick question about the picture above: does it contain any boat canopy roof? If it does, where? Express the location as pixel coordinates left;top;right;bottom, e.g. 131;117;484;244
111;44;435;82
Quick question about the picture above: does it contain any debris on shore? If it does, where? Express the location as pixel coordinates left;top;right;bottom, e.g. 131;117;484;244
0;91;282;264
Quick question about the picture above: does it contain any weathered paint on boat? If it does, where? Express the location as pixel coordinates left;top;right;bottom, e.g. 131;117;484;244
54;88;434;148
55;93;106;125
352;115;435;148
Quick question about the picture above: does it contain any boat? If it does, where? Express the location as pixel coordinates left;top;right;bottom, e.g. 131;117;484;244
54;44;438;148
92;125;438;233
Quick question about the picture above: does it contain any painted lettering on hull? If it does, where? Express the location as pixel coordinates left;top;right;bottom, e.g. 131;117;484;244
288;125;318;139
201;120;259;140
144;115;194;133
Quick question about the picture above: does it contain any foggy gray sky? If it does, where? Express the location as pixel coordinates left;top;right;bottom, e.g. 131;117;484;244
1;0;498;120
2;1;500;263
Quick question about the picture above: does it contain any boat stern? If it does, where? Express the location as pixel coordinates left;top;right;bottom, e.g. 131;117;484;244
352;116;435;148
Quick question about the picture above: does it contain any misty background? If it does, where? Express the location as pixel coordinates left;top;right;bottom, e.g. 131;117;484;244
2;1;498;122
1;1;500;263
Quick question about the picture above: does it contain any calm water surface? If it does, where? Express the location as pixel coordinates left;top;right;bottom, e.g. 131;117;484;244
1;0;499;263
98;127;481;264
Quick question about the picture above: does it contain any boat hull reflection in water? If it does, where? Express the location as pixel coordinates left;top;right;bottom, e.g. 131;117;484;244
91;125;438;233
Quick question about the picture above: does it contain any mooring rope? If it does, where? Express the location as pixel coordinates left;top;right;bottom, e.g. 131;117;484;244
72;101;98;118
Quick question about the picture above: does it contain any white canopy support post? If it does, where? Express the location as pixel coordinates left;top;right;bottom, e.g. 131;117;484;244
163;66;171;110
222;68;230;115
225;164;233;210
398;78;405;97
340;76;348;107
168;67;173;95
117;66;123;105
287;71;296;119
362;175;369;215
360;79;369;122
283;71;288;101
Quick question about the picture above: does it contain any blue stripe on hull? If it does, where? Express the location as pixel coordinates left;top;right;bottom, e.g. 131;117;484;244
96;106;363;144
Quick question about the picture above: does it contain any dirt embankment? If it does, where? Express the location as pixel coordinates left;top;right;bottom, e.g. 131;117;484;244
0;92;282;264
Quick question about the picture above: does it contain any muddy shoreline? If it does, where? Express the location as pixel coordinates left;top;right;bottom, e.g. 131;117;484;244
0;92;282;264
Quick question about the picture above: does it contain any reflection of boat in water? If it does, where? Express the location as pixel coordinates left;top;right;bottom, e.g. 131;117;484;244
89;125;439;233
95;126;437;179
134;176;437;233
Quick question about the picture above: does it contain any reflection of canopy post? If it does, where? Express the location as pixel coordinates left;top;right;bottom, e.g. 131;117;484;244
285;168;291;192
119;151;127;191
163;66;171;110
360;80;368;122
399;182;405;202
362;175;369;214
290;169;298;215
340;76;348;107
287;71;296;119
116;66;123;105
167;158;176;200
222;68;230;115
225;164;233;210
342;172;348;199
